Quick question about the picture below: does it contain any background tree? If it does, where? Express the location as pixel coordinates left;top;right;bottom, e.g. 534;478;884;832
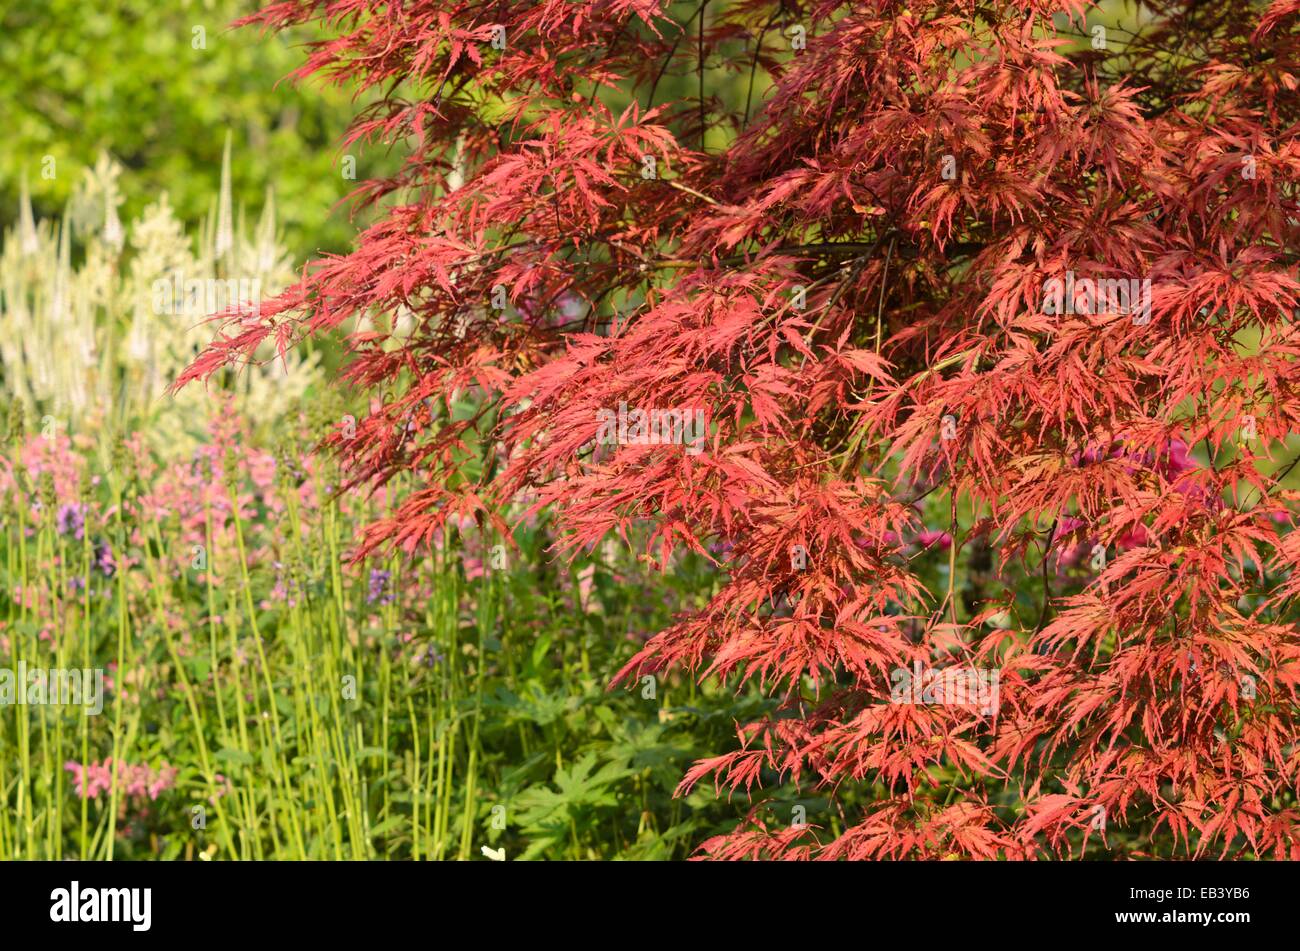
0;0;390;254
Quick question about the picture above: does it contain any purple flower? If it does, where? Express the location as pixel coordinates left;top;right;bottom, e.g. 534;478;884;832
707;539;735;558
94;541;116;578
270;561;297;605
367;568;394;605
56;503;85;540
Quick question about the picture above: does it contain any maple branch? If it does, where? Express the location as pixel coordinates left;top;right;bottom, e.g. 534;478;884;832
742;4;783;130
650;240;985;273
1035;517;1058;634
875;237;895;352
698;0;708;149
585;17;635;107
646;1;707;111
796;248;876;372
1241;452;1300;510
665;179;718;205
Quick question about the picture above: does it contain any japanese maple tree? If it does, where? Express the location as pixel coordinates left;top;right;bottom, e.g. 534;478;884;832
182;0;1300;858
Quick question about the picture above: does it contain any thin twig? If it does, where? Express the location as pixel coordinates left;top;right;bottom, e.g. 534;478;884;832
665;179;719;205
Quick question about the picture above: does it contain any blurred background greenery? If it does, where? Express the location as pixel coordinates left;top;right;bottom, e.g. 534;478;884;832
0;0;392;257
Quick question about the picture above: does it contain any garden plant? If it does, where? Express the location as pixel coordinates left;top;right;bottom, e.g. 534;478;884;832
2;0;1300;863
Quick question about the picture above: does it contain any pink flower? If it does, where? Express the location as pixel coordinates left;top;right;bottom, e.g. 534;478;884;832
916;529;952;551
1117;525;1150;549
1157;438;1194;477
1053;516;1088;540
64;758;177;803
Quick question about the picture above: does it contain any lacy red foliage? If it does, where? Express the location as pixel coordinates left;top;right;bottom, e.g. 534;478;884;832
182;0;1300;858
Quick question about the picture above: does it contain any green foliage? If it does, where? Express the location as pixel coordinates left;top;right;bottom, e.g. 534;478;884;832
0;413;771;860
0;0;387;255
